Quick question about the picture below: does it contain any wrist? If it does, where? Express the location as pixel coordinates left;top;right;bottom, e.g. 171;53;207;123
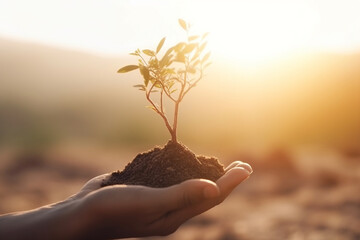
60;199;94;240
0;200;90;240
34;199;92;240
73;197;104;240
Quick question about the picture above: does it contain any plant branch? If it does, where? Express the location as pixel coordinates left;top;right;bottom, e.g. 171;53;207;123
146;82;174;140
158;78;177;102
160;89;164;114
139;54;148;67
182;68;203;100
171;62;189;142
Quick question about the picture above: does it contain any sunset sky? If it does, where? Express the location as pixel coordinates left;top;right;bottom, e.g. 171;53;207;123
1;0;360;150
1;0;360;64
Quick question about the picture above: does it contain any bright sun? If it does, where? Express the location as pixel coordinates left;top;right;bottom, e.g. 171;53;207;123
191;1;320;65
1;0;360;64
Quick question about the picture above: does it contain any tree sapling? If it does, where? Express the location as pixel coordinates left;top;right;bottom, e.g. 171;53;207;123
117;19;211;143
102;19;224;188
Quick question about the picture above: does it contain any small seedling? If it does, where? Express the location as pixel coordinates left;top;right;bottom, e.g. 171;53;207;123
117;19;211;143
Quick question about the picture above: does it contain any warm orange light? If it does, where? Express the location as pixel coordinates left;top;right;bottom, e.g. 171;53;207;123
191;1;320;65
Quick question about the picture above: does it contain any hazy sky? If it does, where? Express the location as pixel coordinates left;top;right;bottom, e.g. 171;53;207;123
1;0;360;63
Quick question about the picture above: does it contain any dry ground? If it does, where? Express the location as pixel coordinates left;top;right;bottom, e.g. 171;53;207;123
1;143;359;240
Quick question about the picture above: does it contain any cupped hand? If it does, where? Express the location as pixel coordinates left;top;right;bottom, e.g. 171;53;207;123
73;161;252;239
0;162;252;240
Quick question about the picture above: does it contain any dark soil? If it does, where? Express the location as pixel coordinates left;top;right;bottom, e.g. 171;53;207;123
101;141;225;188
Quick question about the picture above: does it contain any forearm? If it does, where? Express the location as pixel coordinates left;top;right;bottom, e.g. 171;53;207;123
0;200;89;240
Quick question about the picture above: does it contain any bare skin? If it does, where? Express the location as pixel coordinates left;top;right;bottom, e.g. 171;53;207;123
0;161;252;240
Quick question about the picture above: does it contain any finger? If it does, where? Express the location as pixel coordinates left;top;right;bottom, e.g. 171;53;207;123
225;161;253;174
161;167;251;228
237;162;253;174
81;173;111;190
225;161;241;171
182;167;250;213
152;179;220;213
147;179;219;233
71;173;111;200
216;167;251;202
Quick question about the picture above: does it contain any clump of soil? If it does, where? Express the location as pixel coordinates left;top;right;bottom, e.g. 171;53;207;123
101;141;225;188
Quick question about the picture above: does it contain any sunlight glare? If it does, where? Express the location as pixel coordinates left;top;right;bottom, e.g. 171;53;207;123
192;1;320;65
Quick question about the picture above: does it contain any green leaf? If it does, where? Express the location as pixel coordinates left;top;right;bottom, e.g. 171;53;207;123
160;54;173;67
204;62;212;68
174;42;186;52
201;32;210;40
188;35;199;41
133;84;146;91
191;50;201;62
201;52;211;63
164;68;176;74
139;65;150;86
174;53;185;63
146;105;157;112
117;65;139;73
149;58;159;68
178;18;187;31
167;80;175;89
163;47;174;57
156;37;166;53
187;67;196;74
192;59;200;67
166;60;173;67
182;43;197;54
143;49;155;56
154;82;162;88
199;42;207;52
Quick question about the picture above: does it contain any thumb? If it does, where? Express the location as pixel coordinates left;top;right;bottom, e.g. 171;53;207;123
157;179;220;212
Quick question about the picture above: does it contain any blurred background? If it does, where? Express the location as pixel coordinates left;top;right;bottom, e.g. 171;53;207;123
1;0;359;239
